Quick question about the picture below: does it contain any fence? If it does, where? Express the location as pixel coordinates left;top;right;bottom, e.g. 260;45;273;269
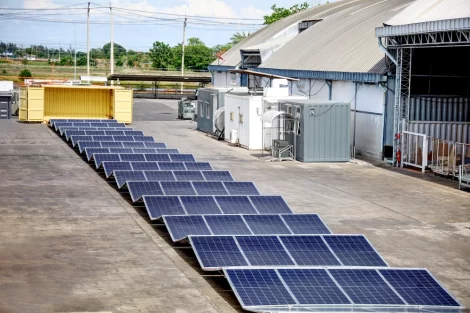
401;131;428;173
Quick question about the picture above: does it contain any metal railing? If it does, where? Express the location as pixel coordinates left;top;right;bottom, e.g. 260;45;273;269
272;145;294;161
401;130;428;173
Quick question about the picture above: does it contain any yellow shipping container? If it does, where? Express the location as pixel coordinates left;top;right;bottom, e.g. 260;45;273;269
19;85;133;123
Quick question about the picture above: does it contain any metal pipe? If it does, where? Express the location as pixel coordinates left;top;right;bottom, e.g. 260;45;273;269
377;37;397;65
325;80;332;100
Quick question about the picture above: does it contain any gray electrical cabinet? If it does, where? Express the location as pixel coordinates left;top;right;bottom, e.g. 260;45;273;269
280;99;350;162
0;92;12;119
196;87;247;134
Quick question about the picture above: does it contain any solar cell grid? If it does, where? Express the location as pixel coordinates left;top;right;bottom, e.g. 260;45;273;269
71;135;93;146
113;135;135;142
173;171;205;181
103;161;132;178
114;170;146;188
144;154;171;162
132;148;157;154
156;148;178;154
329;269;404;305
105;130;125;136
85;130;106;136
278;269;351;305
130;162;159;171
157;161;186;170
190;236;249;269
180;196;222;214
120;153;146;162
323;236;388;267
184;162;212;170
249;196;292;214
279;236;341;266
193;182;228;195
224;182;260;195
143;196;186;220
169;154;196;162
94;153;121;168
128;181;164;202
215;196;257;214
100;141;124;148
144;171;176;181
202;171;234;182
85;148;110;161
281;214;331;234
122;142;146;148
243;215;291;234
78;141;102;152
144;142;167;149
235;236;295;266
89;122;106;127
65;130;86;140
92;135;114;142
204;215;252;235
134;136;155;142
165;216;212;241
108;148;134;154
161;181;196;195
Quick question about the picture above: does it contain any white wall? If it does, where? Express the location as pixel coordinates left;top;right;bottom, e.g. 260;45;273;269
212;71;240;87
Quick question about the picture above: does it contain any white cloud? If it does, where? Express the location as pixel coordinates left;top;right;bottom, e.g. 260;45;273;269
23;0;61;9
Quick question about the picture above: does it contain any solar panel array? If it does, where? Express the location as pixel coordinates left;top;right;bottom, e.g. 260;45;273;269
51;119;462;313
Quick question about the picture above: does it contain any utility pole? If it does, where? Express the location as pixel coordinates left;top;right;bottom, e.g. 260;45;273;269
72;22;77;80
110;3;114;85
181;16;187;94
87;2;90;83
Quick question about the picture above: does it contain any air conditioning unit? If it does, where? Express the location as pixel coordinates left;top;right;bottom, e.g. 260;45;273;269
229;129;238;144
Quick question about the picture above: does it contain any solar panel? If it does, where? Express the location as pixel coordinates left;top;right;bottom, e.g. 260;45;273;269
144;171;176;181
225;268;295;306
78;141;102;153
132;148;157;154
85;148;110;161
190;236;249;270
114;170;146;188
379;269;460;306
278;268;350;305
156;149;179;154
100;141;124;148
71;135;93;146
130;162;159;171
65;130;86;140
184;162;212;170
323;235;388;267
134;136;155;142
249;196;292;214
111;123;126;128
180;196;222;214
125;130;145;136
202;171;234;181
161;182;196;195
144;154;171;162
102;161;132;178
143;196;186;220
173;171;205;181
329;269;404;305
279;236;341;266
193;182;228;195
113;135;135;142
85;130;106;136
108;148;133;154
158;161;186;170
144;142;167;149
92;135;114;142
94;153;121;168
224;182;259;195
122;142;146;148
216;196;257;214
169;154;196;162
204;215;252;235
128;181;164;202
90;122;107;127
281;214;331;234
164;216;212;241
235;236;295;266
120;153;146;162
243;215;291;234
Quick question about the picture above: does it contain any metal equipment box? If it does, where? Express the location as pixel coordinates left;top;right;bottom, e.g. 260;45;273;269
280;99;350;162
178;99;196;119
0;93;12;119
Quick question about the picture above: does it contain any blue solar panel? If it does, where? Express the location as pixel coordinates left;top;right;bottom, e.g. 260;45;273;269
143;196;186;220
71;135;93;146
144;171;176;181
94;153;121;168
90;122;107;127
278;269;351;305
243;215;291;234
204;215;252;235
91;135;114;142
202;171;234;181
161;182;196;195
85;130;106;136
113;135;135;142
379;269;460;306
215;196;257;214
144;142;167;149
156;149;179;154
126;130;145;136
111;123;126;128
164;216;212;241
329;269;404;305
224;182;259;195
249;196;292;214
191;236;249;269
134;136;155;142
193;182;228;195
103;161;132;178
144;154;171;162
225;269;295;306
104;130;125;136
85;148;110;161
130;162;159;171
122;142;145;148
65;130;85;140
174;171;205;181
100;141;124;148
120;153;146;162
108;148;134;154
132;148;157;154
280;236;341;266
235;236;295;266
184;162;212;170
128;181;164;202
158;161;186;170
180;196;222;214
323;236;387;267
281;214;331;234
78;141;102;153
169;154;195;162
114;170;146;188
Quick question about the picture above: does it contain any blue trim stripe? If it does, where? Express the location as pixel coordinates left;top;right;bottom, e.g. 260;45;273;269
208;65;236;71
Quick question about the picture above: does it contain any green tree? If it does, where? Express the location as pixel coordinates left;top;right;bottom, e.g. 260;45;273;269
19;69;32;78
21;58;28;65
103;42;126;59
76;56;97;67
230;31;250;46
149;41;174;70
184;38;215;70
263;2;310;25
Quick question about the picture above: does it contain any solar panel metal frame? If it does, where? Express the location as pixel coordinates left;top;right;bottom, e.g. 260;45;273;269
102;161;133;178
128;181;165;202
248;195;293;214
85;148;111;161
93;153;122;169
143;195;187;220
143;142;168;149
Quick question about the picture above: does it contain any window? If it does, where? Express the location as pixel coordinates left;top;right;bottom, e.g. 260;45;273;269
239;114;244;123
230;112;234;121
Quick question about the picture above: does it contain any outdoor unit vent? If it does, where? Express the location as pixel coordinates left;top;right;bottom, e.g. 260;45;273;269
298;19;322;33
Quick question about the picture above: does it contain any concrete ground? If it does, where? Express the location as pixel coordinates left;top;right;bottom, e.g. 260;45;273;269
0;99;469;313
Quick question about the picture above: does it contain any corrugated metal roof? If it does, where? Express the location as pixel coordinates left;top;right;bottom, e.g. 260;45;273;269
210;0;371;68
385;0;470;25
259;0;413;74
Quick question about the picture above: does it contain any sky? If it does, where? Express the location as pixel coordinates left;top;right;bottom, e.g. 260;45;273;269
0;0;332;53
